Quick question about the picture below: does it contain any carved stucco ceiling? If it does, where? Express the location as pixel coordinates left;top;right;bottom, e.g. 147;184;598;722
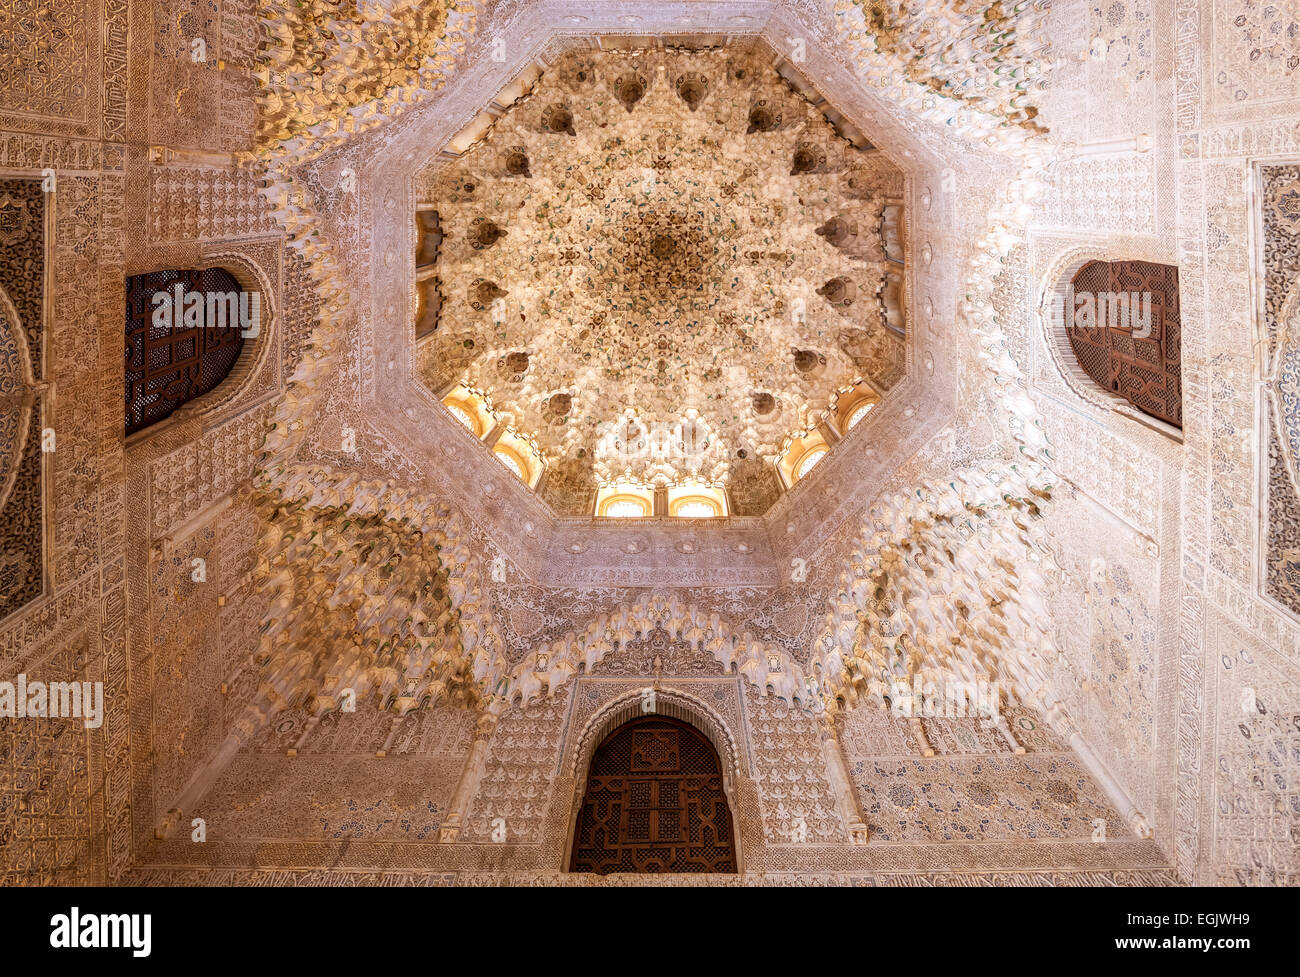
242;1;1079;800
416;43;905;504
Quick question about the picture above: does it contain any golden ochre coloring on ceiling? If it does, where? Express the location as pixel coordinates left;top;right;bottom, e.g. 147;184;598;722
417;46;904;498
255;0;471;151
5;0;1300;892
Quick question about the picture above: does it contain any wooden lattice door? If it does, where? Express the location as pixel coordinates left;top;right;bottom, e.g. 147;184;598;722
1065;259;1182;427
569;716;737;874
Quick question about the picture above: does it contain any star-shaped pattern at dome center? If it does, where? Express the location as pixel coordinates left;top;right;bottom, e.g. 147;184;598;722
416;43;906;512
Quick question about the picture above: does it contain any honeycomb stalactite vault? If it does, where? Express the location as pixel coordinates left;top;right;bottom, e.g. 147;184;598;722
0;0;1295;890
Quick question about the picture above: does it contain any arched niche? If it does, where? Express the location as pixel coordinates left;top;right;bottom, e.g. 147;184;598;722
124;252;277;441
561;685;748;867
568;714;737;874
1038;246;1183;440
564;690;743;874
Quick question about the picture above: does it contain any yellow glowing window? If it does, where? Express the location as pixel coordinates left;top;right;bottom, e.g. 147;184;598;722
675;500;718;518
447;403;477;433
605;499;649;518
796;447;827;479
847;402;874;429
495;449;524;478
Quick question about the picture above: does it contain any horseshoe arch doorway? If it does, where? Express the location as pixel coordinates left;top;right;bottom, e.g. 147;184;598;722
568;714;738;874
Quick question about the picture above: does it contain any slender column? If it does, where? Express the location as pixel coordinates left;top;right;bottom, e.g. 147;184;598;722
376;715;405;757
909;717;935;757
1065;134;1153;157
820;722;869;844
149;146;235;167
288;715;320;755
156;693;278;839
653;487;668;517
815;417;842;446
0;379;49;409
439;713;499;843
990;714;1026;755
1045;703;1151;839
774;460;792;492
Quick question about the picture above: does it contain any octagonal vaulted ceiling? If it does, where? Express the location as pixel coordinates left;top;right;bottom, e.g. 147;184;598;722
323;4;967;588
226;2;1070;836
413;41;906;513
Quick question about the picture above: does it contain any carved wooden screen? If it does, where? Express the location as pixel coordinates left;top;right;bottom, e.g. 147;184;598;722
569;716;737;874
1066;259;1182;427
125;268;246;435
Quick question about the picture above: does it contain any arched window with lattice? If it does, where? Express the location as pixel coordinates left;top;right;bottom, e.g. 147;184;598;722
569;715;737;874
125;268;253;435
1064;259;1181;428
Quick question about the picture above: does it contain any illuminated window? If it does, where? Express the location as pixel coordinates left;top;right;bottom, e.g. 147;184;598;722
796;447;826;479
447;403;477;432
675;501;717;518
846;402;874;429
442;386;491;438
606;498;649;518
596;483;655;517
667;483;728;517
495;448;524;479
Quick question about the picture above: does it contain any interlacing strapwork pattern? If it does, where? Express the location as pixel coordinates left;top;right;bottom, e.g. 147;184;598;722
0;179;44;617
1260;164;1300;617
